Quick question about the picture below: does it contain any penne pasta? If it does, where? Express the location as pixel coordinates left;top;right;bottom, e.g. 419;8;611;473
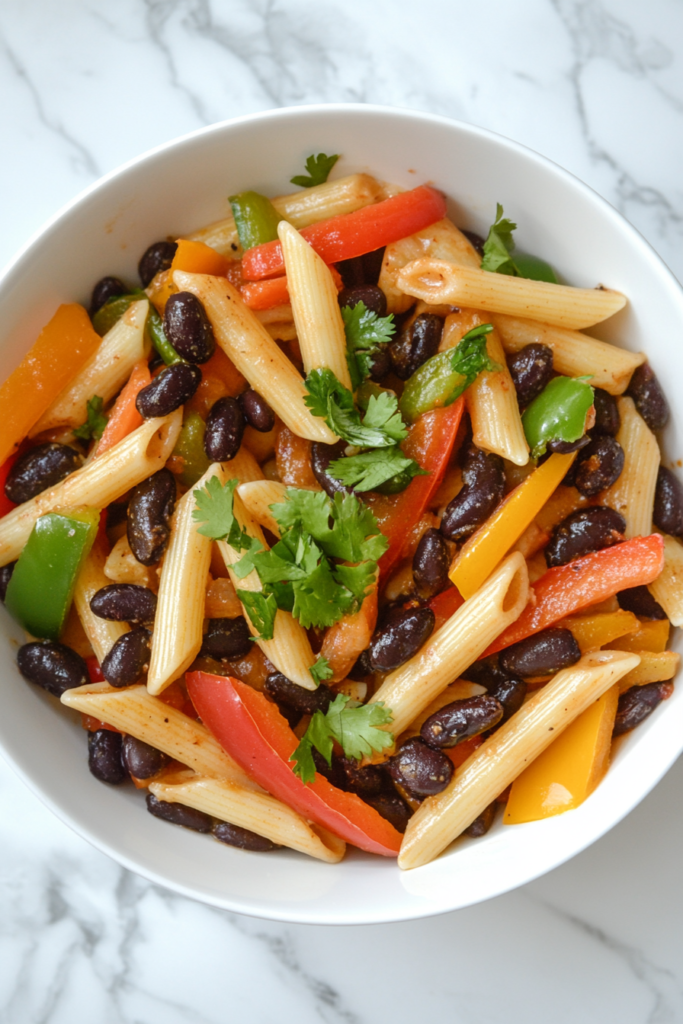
173;272;337;445
370;553;529;737
278;221;352;388
492;314;644;395
617;650;679;690
149;777;346;863
73;540;128;663
398;650;640;869
222;445;265;485
0;411;182;567
237;480;288;536
396;259;627;330
379;218;480;313
649;533;683;627
104;534;158;589
463;324;529;466
602;397;659;538
31;299;150;434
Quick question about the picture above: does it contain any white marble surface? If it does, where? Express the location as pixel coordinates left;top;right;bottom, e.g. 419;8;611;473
2;1;683;1020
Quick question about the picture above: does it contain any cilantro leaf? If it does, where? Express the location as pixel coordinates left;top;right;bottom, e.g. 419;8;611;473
449;323;501;394
290;152;340;189
288;734;318;785
333;562;378;603
304;368;407;448
289;694;394;784
342;300;395;385
361;392;408;444
192;477;255;554
310;656;333;686
292;560;355;628
272;489;387;563
270;489;332;539
236;589;277;641
481;203;518;275
328;445;426;492
74;396;108;442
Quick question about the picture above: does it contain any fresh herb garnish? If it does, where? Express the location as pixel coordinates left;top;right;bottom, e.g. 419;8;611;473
290;693;394;784
449;323;500;390
236;589;278;641
342;300;395;386
309;656;333;686
192;476;261;558
304;368;407;447
481;204;558;282
290;152;340;189
329;445;426;492
74;396;108;442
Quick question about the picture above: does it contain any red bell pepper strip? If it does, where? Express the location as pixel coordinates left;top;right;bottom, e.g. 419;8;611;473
241;265;344;310
241;185;447;281
482;533;665;658
0;451;20;519
186;672;402;857
365;400;464;584
428;585;465;631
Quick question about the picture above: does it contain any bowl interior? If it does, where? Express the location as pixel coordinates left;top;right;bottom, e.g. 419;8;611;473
1;105;682;925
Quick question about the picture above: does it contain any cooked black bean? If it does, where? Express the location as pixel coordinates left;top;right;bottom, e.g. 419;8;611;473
500;628;581;678
485;676;527;722
618;585;667;620
365;793;412;833
5;443;82;504
312;749;348;789
136;362;202;418
121;735;168;779
88;730;128;784
654;467;683;537
369;606;435;672
90;583;157;623
17;641;88;697
507;343;554;407
127;468;176;566
613;681;673;737
201;617;252;660
163;291;216;363
264;671;334;716
90;275;126;315
138;240;178;288
106;502;129;530
461;654;510;689
545;506;626;568
440;445;505;542
592;388;620;436
390;313;443;380
213;820;280;851
626;362;669;432
337;248;385;288
465;802;497;838
421;695;504;749
204;397;244;462
338;285;387;317
573;435;625;497
238;388;275;432
412;528;450;600
348;649;373;680
0;562;15;602
101;627;151;687
546;434;591;455
342;759;387;797
311;440;352;497
368;348;392;382
386;738;453;798
146;792;212;832
461;228;486;255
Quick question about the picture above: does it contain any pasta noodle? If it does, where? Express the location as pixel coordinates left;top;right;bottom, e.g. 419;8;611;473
237;480;288;537
464;325;529;466
649;534;683;627
617;650;679;690
602;397;659;538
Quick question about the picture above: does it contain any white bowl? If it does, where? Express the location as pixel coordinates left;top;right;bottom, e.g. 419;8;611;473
1;104;682;925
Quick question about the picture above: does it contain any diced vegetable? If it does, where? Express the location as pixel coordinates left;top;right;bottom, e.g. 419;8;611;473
172;412;212;487
230;192;285;251
560;610;639;652
611;618;670;654
0;451;21;519
522;376;595;459
241;264;343;310
152;239;230;312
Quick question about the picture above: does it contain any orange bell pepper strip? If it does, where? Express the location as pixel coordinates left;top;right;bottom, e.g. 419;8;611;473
185;671;402;856
558;609;638;653
153;239;231;311
241;185;447;281
241;265;344;310
0;304;100;465
95;360;151;457
611;617;670;654
482;533;665;658
450;452;576;599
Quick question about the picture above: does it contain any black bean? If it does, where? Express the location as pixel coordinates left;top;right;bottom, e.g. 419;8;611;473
421;695;504;749
5;443;82;504
546;434;591;455
101;627;151;687
312;749;348;790
465;802;497;838
626;362;669;432
88;730;128;785
90;584;157;624
17;641;88;697
90;276;126;315
163;291;216;364
106;502;129;531
368;349;392;383
613;682;673;737
500;628;581;678
386;738;453;798
461;654;510;689
485;676;527;722
341;759;387;798
146;792;212;832
263;672;334;716
0;562;15;602
338;285;387;317
121;735;169;779
336;248;385;288
364;793;412;833
348;649;373;681
311;440;351;497
127;468;176;566
545;506;626;568
213;820;280;851
573;436;625;497
238;388;275;432
368;606;435;672
138;240;178;288
654;467;683;537
136;363;202;419
204;397;244;462
390;313;443;380
506;343;554;407
592;388;620;436
412;528;450;600
440;445;505;542
618;585;667;620
201;618;252;661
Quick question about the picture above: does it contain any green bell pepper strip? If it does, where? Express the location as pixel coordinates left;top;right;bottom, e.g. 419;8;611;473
92;289;183;364
5;508;100;641
92;294;135;336
145;305;183;365
229;191;284;251
172;412;212;488
522;376;595;459
512;252;558;284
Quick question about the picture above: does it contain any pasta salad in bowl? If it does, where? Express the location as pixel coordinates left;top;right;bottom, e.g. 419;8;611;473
0;105;682;923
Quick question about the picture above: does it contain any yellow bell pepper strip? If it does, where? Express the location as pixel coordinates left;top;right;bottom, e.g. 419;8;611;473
449;452;576;600
558;609;639;653
616;650;680;691
611;617;670;654
504;683;620;823
4;508;100;640
0;304;101;466
153;239;230;313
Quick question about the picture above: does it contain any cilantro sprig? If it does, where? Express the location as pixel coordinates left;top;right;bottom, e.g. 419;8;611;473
304;368;407;448
328;445;426;492
290;152;340;188
309;656;333;686
192;476;263;562
449;323;500;391
481;204;558;282
74;396;108;442
342;300;395;387
290;693;394;784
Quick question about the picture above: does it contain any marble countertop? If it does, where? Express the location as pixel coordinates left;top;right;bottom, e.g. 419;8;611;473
2;1;683;1021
